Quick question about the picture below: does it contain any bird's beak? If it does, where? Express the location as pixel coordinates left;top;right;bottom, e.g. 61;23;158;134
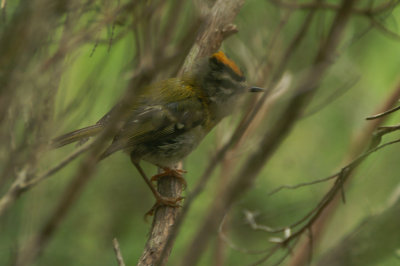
249;86;264;93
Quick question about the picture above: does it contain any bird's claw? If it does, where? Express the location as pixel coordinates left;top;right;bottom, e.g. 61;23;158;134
145;194;184;217
150;167;187;188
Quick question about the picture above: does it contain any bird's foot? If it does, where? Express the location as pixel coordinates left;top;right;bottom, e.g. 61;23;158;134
150;167;187;189
145;193;184;217
132;162;185;218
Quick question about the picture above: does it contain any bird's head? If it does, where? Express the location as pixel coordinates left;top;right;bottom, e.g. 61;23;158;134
192;51;263;117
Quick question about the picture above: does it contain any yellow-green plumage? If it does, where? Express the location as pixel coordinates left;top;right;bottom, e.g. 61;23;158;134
100;77;213;164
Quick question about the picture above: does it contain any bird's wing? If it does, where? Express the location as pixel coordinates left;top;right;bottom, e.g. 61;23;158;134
97;78;200;126
125;99;205;144
101;80;207;157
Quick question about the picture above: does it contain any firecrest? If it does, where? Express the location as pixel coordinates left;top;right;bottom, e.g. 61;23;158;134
53;51;263;209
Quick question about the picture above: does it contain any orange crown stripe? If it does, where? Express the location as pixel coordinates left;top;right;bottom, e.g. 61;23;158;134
212;51;243;77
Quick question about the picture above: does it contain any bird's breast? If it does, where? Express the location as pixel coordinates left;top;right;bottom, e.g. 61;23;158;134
138;126;206;167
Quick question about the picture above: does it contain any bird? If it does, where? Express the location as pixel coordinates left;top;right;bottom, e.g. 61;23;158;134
53;51;263;213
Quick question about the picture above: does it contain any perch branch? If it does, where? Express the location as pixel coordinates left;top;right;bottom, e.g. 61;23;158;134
136;1;247;265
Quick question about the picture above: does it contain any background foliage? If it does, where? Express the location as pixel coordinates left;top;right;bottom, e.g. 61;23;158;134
1;0;400;265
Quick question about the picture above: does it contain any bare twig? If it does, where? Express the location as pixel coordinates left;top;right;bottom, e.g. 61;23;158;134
113;238;126;266
366;104;400;120
218;214;270;255
0;142;93;217
268;173;338;196
243;210;277;233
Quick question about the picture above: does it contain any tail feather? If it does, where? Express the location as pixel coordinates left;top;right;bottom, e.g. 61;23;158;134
99;141;125;160
52;124;103;148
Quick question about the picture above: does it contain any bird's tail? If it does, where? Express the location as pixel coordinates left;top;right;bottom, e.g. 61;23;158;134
52;124;103;148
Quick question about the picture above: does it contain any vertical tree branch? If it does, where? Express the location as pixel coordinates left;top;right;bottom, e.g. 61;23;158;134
138;175;183;266
138;1;246;265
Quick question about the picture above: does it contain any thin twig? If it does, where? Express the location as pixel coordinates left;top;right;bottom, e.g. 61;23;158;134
113;238;126;266
26;143;94;189
249;236;301;266
0;142;93;217
243;210;278;233
366;104;400;120
268;173;338;196
218;214;270;255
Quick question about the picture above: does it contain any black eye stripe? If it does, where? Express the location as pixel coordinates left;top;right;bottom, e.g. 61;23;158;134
219;78;237;89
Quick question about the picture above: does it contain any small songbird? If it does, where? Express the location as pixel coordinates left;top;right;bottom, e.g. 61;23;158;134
53;51;263;211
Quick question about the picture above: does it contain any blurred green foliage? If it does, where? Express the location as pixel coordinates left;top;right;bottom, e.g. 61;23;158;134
2;0;400;265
